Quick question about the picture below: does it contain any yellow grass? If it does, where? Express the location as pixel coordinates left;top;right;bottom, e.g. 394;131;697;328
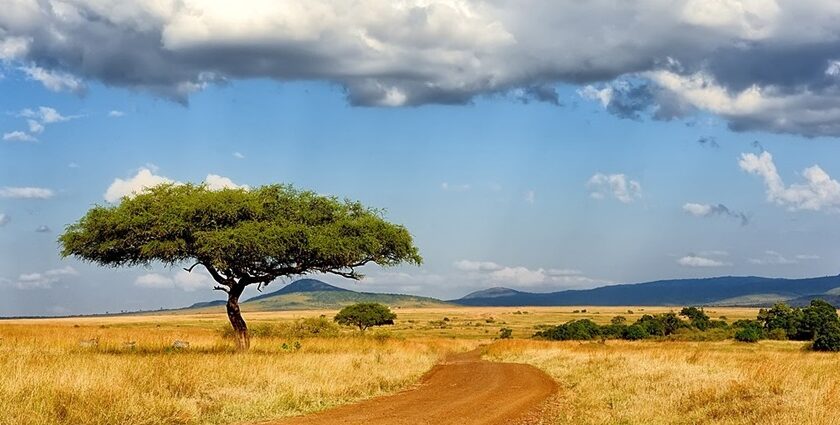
0;314;476;425
2;305;835;425
486;339;840;424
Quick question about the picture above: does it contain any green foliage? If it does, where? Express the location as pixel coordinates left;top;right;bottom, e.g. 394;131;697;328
758;303;803;339
600;324;628;339
534;319;601;340
767;328;788;340
812;322;840;351
800;299;840;341
734;322;764;343
334;303;397;331
498;327;513;339
59;184;422;281
531;300;840;349
636;314;666;336
680;307;711;331
623;325;648;340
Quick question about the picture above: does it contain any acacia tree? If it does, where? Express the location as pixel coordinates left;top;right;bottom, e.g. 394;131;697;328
334;302;397;331
59;184;422;350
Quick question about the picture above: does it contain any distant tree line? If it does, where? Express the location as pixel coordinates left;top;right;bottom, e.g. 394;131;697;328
533;300;840;351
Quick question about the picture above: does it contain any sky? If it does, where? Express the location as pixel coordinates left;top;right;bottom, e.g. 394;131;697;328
2;0;840;315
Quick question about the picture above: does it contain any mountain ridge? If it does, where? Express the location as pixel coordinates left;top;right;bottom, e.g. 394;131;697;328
183;274;840;311
449;274;840;306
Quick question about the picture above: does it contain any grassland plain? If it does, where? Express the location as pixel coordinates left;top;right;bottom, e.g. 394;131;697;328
1;306;835;425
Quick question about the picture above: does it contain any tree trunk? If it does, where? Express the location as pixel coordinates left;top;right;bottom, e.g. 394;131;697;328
226;285;250;351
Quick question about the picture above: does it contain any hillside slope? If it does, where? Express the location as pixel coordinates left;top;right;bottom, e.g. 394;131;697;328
189;279;451;311
451;275;840;307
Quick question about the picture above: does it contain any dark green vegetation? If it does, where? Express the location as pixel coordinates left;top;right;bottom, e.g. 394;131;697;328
535;300;840;351
334;303;397;331
59;184;421;350
453;275;840;307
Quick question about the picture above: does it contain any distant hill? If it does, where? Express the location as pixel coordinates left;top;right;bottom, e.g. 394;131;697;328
451;275;840;307
187;278;451;311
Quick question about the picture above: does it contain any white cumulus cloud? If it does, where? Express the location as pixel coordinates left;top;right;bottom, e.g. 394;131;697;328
105;168;247;202
677;255;730;267
20;65;86;94
204;174;249;191
0;186;54;199
739;151;840;211
135;270;211;291
9;266;78;289
104;167;176;203
2;131;36;142
587;173;642;203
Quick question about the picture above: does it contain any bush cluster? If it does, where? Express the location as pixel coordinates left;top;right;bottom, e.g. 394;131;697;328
756;300;840;351
533;299;840;351
534;308;710;341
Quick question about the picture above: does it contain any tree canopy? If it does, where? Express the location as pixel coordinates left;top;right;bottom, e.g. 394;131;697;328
60;184;421;281
59;183;421;349
334;302;397;331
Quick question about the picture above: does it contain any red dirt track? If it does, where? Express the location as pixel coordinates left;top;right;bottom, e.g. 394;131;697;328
258;348;557;425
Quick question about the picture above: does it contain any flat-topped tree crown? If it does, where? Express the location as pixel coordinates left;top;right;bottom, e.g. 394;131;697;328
59;183;422;350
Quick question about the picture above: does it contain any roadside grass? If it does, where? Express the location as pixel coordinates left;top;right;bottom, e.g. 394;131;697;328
0;319;475;425
486;339;840;424
0;305;793;425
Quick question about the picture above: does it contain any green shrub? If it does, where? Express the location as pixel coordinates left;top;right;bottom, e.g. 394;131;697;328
800;299;840;341
680;307;711;331
767;328;788;340
498;327;513;339
623;324;647;340
812;321;840;351
534;319;600;340
734;323;763;343
758;303;803;340
601;324;628;339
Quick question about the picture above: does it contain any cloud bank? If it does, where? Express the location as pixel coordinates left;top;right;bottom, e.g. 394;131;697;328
6;1;840;136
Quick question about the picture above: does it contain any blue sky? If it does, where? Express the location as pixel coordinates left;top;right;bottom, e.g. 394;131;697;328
3;1;840;315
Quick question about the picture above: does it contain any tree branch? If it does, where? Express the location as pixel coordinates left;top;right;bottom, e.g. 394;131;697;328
203;263;232;286
183;262;201;273
213;285;230;294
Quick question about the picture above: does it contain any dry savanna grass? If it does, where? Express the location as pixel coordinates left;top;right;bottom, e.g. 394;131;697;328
1;305;834;425
486;339;840;425
0;313;476;425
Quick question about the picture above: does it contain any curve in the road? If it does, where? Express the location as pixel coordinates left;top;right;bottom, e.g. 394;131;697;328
256;348;557;425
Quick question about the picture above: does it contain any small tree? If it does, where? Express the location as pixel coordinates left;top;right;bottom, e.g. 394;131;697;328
59;184;421;351
610;316;627;325
799;299;840;341
812;322;840;352
680;306;711;331
498;327;513;339
757;303;802;339
734;322;763;343
623;324;647;340
334;303;397;331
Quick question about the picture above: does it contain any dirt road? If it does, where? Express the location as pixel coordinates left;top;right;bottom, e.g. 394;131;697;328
258;348;557;425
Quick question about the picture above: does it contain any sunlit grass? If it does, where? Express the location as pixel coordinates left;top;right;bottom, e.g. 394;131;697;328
1;305;814;425
0;317;475;425
486;339;840;424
